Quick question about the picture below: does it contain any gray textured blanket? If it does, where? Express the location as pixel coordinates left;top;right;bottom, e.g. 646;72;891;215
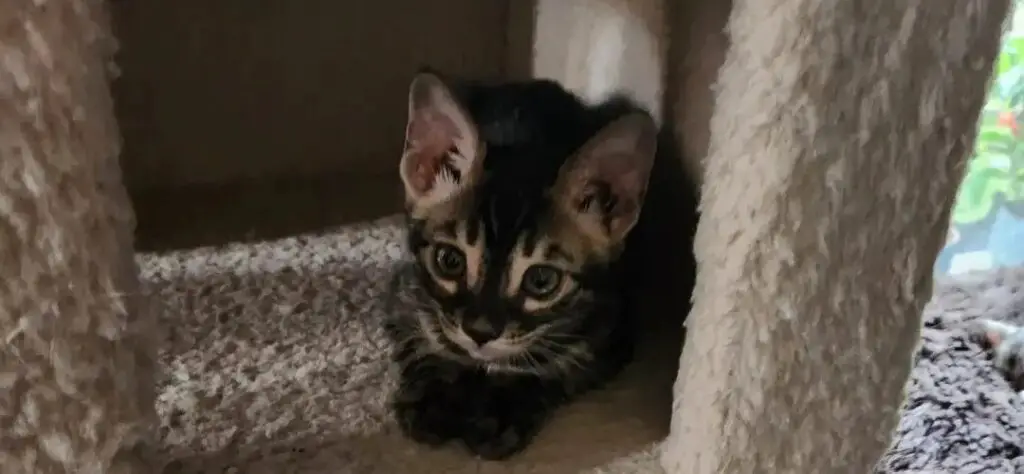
143;216;1024;473
878;268;1024;473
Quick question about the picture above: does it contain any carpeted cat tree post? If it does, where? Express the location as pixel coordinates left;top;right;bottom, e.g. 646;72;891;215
0;1;156;473
665;1;1011;473
540;0;1011;473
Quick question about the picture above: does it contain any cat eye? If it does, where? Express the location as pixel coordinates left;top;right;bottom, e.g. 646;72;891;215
431;243;466;279
520;265;564;299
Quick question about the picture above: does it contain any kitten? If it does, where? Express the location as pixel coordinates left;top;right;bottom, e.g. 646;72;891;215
384;70;660;460
968;318;1024;391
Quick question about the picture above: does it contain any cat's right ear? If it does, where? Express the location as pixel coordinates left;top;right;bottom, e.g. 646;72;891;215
400;72;482;212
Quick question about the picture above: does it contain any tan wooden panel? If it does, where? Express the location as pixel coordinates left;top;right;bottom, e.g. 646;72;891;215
112;0;516;191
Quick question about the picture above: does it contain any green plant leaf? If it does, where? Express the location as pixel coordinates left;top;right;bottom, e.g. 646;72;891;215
1000;36;1024;75
977;130;1017;155
952;29;1024;225
953;167;1013;224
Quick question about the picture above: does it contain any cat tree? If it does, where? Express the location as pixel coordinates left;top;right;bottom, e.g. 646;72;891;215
0;0;1011;473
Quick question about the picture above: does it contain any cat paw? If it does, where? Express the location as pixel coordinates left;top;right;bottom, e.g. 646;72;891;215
392;364;467;447
391;363;552;459
459;403;543;460
462;418;534;460
393;387;461;446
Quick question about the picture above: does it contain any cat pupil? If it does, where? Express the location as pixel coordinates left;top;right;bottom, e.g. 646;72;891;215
433;244;465;278
522;266;561;297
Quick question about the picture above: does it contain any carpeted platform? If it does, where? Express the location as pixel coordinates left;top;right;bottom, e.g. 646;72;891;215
142;216;1024;473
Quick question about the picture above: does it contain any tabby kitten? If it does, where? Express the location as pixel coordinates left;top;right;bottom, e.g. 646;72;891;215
969;318;1024;391
385;70;657;460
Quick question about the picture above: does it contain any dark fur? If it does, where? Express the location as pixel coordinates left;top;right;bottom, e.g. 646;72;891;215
385;71;696;460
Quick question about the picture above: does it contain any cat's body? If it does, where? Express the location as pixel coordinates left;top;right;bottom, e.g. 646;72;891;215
384;70;680;460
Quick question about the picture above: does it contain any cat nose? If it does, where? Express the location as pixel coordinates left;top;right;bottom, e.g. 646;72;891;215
463;320;500;345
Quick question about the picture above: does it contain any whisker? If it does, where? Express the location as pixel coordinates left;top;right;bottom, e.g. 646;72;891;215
524;351;547;376
531;341;589;375
537;331;583;343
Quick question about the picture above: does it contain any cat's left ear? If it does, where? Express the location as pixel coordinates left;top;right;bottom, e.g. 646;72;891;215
400;71;483;212
553;112;657;247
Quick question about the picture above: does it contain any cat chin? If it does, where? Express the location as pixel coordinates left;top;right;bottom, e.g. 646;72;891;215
428;348;524;374
461;355;552;376
425;338;547;375
443;329;526;361
438;334;523;364
434;344;571;377
408;310;561;376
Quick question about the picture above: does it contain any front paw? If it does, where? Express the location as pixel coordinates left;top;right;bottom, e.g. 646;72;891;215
392;365;467;447
461;402;545;460
393;385;462;446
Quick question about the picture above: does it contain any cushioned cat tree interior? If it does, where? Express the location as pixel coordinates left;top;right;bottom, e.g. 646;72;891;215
0;0;1014;473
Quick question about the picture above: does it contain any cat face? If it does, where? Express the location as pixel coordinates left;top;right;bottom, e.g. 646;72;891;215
397;72;656;374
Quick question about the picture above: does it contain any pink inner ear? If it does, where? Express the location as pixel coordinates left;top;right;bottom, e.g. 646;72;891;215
985;330;1005;348
404;112;458;195
407;112;457;151
403;150;445;195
